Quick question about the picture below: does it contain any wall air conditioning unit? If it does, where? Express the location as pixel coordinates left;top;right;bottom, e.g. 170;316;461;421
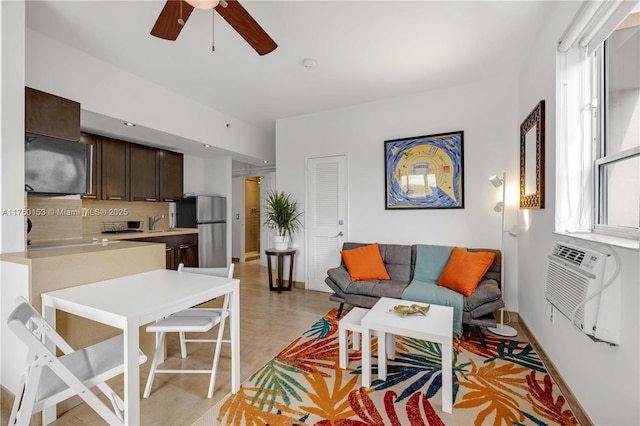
545;240;619;345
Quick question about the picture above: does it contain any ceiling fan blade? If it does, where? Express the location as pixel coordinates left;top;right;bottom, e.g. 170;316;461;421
151;0;195;41
215;0;277;55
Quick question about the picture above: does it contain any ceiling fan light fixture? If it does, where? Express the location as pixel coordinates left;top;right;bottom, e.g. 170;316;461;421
185;0;220;10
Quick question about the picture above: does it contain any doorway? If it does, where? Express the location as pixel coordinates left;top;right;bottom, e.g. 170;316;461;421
244;176;261;262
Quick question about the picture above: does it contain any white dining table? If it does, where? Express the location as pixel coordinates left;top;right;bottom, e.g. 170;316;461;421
41;268;240;425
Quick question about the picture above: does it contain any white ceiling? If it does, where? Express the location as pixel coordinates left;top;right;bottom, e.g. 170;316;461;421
25;0;554;164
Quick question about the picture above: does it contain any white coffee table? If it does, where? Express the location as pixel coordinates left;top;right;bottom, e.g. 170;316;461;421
338;307;394;369
361;297;454;413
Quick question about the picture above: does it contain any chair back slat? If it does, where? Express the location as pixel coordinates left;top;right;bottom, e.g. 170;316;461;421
177;262;234;278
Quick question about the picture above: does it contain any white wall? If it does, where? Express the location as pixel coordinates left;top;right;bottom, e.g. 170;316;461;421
516;2;639;424
276;76;521;311
183;154;205;194
0;0;26;254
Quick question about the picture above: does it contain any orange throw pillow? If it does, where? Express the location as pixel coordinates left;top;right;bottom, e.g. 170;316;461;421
341;243;391;281
438;247;495;296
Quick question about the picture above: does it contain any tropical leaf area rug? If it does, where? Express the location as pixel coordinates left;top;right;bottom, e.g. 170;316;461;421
194;309;578;426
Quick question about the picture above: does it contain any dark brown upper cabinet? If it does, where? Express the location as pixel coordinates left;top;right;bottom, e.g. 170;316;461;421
25;87;80;142
130;144;159;201
80;132;102;199
101;137;130;201
158;150;183;202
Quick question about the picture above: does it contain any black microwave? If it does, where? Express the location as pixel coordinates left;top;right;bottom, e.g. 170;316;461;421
25;133;91;195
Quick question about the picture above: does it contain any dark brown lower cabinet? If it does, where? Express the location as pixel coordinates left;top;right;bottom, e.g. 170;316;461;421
132;233;198;270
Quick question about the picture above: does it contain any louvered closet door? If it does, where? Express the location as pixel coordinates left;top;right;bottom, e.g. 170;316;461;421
307;155;347;292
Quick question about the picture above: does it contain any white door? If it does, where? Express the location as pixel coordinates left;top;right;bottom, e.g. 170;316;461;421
306;155;347;292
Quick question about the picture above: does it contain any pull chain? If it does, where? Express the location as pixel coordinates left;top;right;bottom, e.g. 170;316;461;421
178;0;185;26
211;9;215;51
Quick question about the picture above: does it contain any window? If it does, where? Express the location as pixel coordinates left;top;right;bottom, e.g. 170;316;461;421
594;11;640;237
556;2;640;240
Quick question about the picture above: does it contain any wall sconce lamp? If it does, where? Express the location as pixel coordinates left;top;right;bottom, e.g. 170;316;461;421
488;172;518;337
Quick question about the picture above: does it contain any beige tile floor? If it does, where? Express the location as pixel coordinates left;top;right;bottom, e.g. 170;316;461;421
1;260;589;425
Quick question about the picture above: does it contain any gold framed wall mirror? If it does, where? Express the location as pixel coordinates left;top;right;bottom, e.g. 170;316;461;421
520;100;545;209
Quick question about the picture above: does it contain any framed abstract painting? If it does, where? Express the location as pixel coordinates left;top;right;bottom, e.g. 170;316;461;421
385;131;464;209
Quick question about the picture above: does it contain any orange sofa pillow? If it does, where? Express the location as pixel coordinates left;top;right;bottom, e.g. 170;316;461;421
341;243;390;281
438;247;495;296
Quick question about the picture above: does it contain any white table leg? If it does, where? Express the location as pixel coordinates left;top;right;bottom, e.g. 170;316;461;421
42;303;57;425
377;332;387;381
124;322;140;425
386;334;395;360
231;284;240;392
441;341;452;413
361;327;371;387
338;326;348;369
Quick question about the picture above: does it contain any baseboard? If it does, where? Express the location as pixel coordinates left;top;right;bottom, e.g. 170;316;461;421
518;318;594;426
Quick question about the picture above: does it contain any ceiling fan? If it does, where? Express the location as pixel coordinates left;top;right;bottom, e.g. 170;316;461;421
151;0;277;56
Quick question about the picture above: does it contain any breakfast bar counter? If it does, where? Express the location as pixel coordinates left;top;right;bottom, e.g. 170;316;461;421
1;239;159;263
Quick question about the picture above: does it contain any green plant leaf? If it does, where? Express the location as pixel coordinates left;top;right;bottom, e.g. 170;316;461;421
263;190;303;236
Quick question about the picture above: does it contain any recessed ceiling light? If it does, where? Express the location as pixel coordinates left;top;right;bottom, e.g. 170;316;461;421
124;122;135;127
263;160;269;164
204;144;212;148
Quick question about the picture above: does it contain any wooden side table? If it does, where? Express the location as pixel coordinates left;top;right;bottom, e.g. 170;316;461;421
265;248;296;293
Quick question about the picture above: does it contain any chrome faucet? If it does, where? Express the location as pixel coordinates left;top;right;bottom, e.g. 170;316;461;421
149;215;164;231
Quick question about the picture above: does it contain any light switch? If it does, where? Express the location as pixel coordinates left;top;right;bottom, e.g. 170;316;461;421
236;214;240;220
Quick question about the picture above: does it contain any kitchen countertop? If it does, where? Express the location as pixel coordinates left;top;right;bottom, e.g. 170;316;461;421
88;227;198;240
1;240;158;263
1;228;197;264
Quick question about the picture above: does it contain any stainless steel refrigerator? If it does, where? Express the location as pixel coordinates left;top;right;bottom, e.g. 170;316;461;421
176;195;227;267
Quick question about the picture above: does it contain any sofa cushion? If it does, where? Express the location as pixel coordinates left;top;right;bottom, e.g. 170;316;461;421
463;279;502;312
346;279;408;299
413;245;454;283
378;244;413;282
341;243;390;281
438;247;495;296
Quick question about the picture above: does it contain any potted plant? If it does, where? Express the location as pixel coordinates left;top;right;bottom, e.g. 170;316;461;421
264;190;303;250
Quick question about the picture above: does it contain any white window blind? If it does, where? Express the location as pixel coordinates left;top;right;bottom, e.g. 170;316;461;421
555;0;639;234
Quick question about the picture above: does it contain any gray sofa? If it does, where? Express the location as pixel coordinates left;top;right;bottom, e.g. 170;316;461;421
325;242;504;346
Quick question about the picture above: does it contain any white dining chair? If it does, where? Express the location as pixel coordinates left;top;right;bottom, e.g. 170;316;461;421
7;297;147;425
175;262;234;356
143;263;234;399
